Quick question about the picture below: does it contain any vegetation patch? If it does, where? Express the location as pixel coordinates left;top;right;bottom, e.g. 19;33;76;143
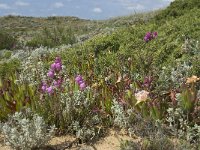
0;0;199;149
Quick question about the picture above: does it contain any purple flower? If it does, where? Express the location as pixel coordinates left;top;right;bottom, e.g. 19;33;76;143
51;63;56;70
144;36;149;42
144;31;158;42
47;86;54;94
143;76;153;88
55;57;61;63
78;80;84;85
47;70;54;78
55;63;62;71
146;32;152;38
75;75;86;90
153;32;158;38
53;80;58;87
53;79;62;87
75;75;83;84
41;84;47;92
51;57;62;72
42;81;47;85
144;32;152;42
80;82;86;90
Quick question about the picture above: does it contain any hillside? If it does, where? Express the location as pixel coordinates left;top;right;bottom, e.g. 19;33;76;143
0;0;200;149
0;16;100;47
0;10;161;49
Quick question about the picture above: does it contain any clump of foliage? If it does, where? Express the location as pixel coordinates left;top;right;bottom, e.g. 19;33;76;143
0;59;20;78
142;136;175;150
166;77;200;143
0;0;199;148
155;0;200;20
120;135;175;150
28;57;107;142
120;136;200;150
120;140;140;150
0;50;12;60
0;30;17;50
0;73;38;121
26;26;76;48
1;109;55;150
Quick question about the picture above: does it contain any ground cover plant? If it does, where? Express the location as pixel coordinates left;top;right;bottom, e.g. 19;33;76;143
0;0;200;149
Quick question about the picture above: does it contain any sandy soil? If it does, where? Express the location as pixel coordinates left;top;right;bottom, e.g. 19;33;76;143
0;135;11;150
0;129;139;150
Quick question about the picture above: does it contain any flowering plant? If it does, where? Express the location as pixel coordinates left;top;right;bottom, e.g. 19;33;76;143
41;57;63;94
75;75;86;90
135;90;150;105
144;32;158;42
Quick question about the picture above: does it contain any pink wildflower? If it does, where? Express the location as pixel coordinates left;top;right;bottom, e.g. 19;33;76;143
53;79;62;88
75;75;83;84
55;57;61;63
47;70;54;78
80;82;86;90
47;86;54;94
55;62;62;71
51;63;57;70
135;90;149;105
153;32;158;38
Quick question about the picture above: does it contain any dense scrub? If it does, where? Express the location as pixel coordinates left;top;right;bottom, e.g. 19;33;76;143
26;26;76;48
0;30;17;50
0;0;200;149
155;0;200;20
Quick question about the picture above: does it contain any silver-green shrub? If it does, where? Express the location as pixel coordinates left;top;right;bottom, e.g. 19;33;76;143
59;87;103;142
111;99;129;128
170;61;192;87
1;109;55;150
166;106;200;143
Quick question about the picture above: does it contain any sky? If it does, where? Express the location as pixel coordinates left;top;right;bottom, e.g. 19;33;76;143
0;0;174;20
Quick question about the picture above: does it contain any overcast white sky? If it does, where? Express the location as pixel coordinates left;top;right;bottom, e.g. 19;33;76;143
0;0;174;20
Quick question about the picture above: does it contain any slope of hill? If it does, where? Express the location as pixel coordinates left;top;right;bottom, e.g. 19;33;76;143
0;0;200;149
0;10;161;49
0;16;101;47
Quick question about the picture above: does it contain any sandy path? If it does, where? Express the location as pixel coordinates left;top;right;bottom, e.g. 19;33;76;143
0;129;139;150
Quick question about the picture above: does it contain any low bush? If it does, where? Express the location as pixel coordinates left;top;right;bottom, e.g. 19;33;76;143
0;30;17;50
1;109;55;150
26;26;76;48
0;59;20;78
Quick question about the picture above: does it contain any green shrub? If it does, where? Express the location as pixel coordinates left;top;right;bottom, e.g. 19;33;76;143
3;51;12;59
0;30;17;50
155;0;200;20
0;50;11;60
0;59;20;78
26;26;76;48
0;50;12;60
141;137;175;150
0;74;38;121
